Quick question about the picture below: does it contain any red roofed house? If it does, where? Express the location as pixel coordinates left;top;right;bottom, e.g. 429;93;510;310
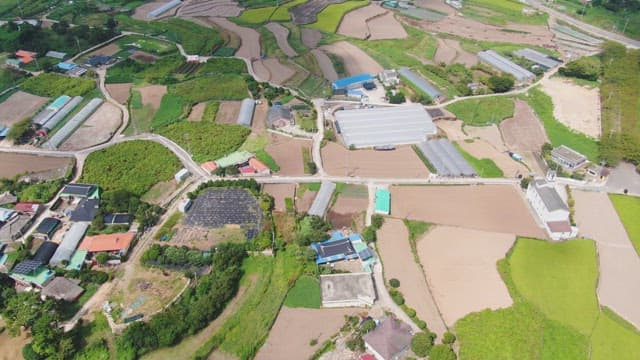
201;161;218;174
15;202;42;214
239;158;271;176
15;50;37;64
79;232;136;257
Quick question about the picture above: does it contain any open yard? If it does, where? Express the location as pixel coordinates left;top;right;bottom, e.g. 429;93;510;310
499;99;549;152
0;153;72;179
322;143;430;178
265;133;311;176
418;225;515;326
0;90;48;127
263;183;296;212
320;41;383;76
106;83;133;104
59;102;122;150
391;185;545;238
138;84;167;109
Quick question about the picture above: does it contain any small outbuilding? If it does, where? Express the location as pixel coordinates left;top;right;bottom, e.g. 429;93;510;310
363;317;413;360
34;217;61;240
41;277;84;302
103;214;133;226
320;272;377;307
307;181;336;217
551;145;588;170
175;168;190;182
60;183;99;199
374;189;390;215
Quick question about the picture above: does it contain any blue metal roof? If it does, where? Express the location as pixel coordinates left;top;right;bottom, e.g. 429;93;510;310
332;73;374;89
57;62;77;71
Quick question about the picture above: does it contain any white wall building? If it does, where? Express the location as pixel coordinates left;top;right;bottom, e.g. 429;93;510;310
526;179;577;240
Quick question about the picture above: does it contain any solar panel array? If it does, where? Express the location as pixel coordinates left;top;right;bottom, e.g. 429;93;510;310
12;259;43;275
417;139;477;177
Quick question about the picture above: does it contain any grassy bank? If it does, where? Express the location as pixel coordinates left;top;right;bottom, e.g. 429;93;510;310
446;96;514;125
609;194;640;256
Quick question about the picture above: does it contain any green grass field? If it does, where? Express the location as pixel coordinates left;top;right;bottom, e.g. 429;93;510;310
308;0;369;33
462;0;548;25
116;35;176;55
271;0;307;21
454;142;505;178
608;194;640;256
20;73;95;97
446;97;514;125
170;75;247;103
151;94;186;128
255;149;281;172
283;275;321;308
524;88;599;161
237;6;276;23
158;122;250;163
591;308;640;360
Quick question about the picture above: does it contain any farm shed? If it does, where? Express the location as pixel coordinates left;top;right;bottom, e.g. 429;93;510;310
379;69;400;87
44;98;103;150
5;58;21;68
332;74;375;94
267;104;293;128
33;241;59;264
551;145;587;170
41;277;83;301
34;217;61;240
69;198;100;222
42;96;83;131
33;95;72;127
526;179;576;240
66;250;87;270
308;181;336;217
0;126;9;138
45;51;67;59
174;168;190;182
67;67;87;77
57;62;77;71
374;189;390;215
49;223;89;267
179;198;192;213
416;139;477;177
60;184;99;199
320;272;376;308
512;48;561;70
398;67;444;102
364;317;413;360
148;0;182;18
79;232;136;256
478;50;535;83
237;98;255;127
335;104;437;148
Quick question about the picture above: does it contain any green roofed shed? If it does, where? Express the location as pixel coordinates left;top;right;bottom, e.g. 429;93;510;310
66;250;87;271
215;151;253;168
375;189;390;215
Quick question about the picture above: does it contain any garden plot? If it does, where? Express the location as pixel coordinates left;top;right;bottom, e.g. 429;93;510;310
573;190;640;329
337;3;387;39
500;99;549;152
0;153;71;179
265;22;297;57
87;43;120;57
327;185;368;229
208;17;260;59
311;49;338;81
417;225;515;326
263;183;296;212
187;102;206;121
322;143;430;178
391;185;545;238
178;0;243;17
301;28;322;48
138;84;167;109
377;219;448;336
130;51;157;63
367;12;407;40
256;307;357;360
291;0;343;24
215;101;242;124
59;102;122;150
265;133;311;176
133;0;179;20
540;77;601;138
320;41;383;75
106;83;132;104
434;38;477;66
459;139;529;178
0;91;48;127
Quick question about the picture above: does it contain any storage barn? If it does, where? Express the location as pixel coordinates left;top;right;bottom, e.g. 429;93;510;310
478;50;536;83
43;98;103;149
332;74;375;94
308;181;336;217
42;96;83;131
512;48;562;70
148;0;182;18
237;98;255;127
398;67;444;102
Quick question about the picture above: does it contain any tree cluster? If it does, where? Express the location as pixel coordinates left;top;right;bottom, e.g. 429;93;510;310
486;74;515;93
362;214;384;243
141;244;212;268
559;56;601;81
295;215;331;246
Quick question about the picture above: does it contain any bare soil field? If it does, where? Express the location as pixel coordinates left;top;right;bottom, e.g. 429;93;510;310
434;38;477;66
0;327;30;360
414;0;455;15
188;102;206;121
573;190;640;329
265;133;310;176
87;43;120;57
301;28;322;48
133;0;179;20
138;84;167;109
337;3;387;39
327;196;367;229
256;307;357;360
391;185;545;238
322;143;430;178
540;77;601;138
106;83;133;104
208;17;260;59
252;100;268;133
500;99;549;152
465;123;506;152
0;91;48;127
263;183;296;211
130;50;157;63
265;22;297;57
459;139;529;178
60;102;122;150
0;153;71;178
320;41;383;76
170;226;246;250
178;0;243;17
418;225;514;326
368;12;408;40
261;58;296;85
215;101;242;124
377;218;448;336
311;49;338;81
296;190;317;213
141;180;178;205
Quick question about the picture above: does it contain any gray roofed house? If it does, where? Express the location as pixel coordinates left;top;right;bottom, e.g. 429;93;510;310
35;217;61;239
526;179;576;240
49;222;89;266
478;50;536;83
378;69;400;87
60;183;99;198
512;48;562;70
70;198;100;222
41;277;84;301
363;317;413;360
33;241;59;264
320;272;376;307
308;181;336;217
551;145;588;170
397;67;444;102
0;192;18;206
45;51;67;59
237;98;255;127
532;180;568;212
266;104;293;128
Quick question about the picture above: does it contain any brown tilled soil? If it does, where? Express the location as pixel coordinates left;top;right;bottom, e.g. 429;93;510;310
322;143;430;178
106;83;133;104
263;183;296;212
311;49;338;81
377;218;448;336
368;12;408;40
215;101;242;124
87;43;120;57
500;99;549;152
466;123;507;152
459;139;529;178
138;84;167;109
59;102;122;150
0;153;71;178
320;41;383;76
208;17;260;59
130;50;157;63
337;3;387;39
187;102;206;121
391;185;545;238
296;190;317;213
327;196;367;229
265;133;311;176
418;225;515;326
0;91;48;127
265;22;297;57
255;307;358;360
178;0;243;17
301;28;322;48
261;58;296;85
252;100;268;133
540;77;601;138
434;38;457;64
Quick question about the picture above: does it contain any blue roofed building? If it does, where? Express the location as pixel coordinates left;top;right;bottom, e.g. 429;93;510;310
311;231;376;272
57;62;77;71
332;74;375;94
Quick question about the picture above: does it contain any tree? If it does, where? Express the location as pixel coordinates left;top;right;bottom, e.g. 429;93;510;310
362;225;377;243
2;292;52;335
442;331;456;345
296;215;330;246
7;118;32;142
389;278;400;288
429;344;457;360
361;319;376;333
92;215;105;232
559;56;601;81
371;214;384;229
95;252;109;265
389;91;406;104
487;74;515;93
411;331;436;357
30;313;63;359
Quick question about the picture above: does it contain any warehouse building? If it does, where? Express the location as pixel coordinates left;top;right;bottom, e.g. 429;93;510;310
398;67;444;103
332;74;375;94
237;98;255;127
335;104;437;148
43;98;103;149
308;181;336;217
416;139;477;177
478;50;536;83
512;48;562;70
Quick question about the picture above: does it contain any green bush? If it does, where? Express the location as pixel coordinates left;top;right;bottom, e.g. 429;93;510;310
389;278;400;288
487;74;515;93
416;319;427;330
411;331;436;357
429;344;457;360
405;307;416;318
158;122;250;163
20;73;95;97
170;75;248;103
443;332;456;345
559;56;601;81
390;290;405;305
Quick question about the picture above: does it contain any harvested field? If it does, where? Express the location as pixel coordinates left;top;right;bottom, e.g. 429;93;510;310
291;0;342;24
434;38;477;66
263;183;296;212
169;226;246;250
0;153;71;178
368;12;408;40
337;3;387;39
87;43;120;57
311;49;338;81
296;190;317;213
418;225;515;326
301;28;322;48
215;101;242;124
133;0;178;20
327;195;367;229
459;139;529;178
377;218;447;336
106;83;133;104
573;190;640;329
500;99;549;152
261;58;296;85
322;143;429;178
255;307;357;360
465;124;506;152
540;77;601;138
138;84;167;109
265;22;297;57
178;0;243;17
391;185;545;238
59;102;122;150
265;133;311;176
0;91;48;127
188;102;207;121
208;17;260;59
320;41;383;76
130;50;157;63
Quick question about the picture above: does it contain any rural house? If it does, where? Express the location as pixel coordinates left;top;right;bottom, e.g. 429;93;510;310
79;232;137;258
363;317;413;360
551;145;588;171
34;217;61;240
320;272;377;308
60;183;100;199
526;179;577;240
41;277;84;302
266;104;294;128
69;198;100;222
378;69;400;87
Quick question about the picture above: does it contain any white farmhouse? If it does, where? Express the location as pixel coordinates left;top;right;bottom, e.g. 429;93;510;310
526;179;577;240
